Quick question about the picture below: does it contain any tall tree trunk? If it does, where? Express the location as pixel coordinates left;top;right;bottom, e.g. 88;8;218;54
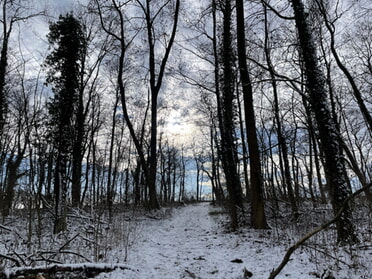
2;160;18;216
210;0;226;204
237;83;250;198
236;0;268;229
143;0;180;209
1;140;27;217
219;0;244;230
302;94;327;203
71;97;84;208
290;0;357;243
71;58;88;208
54;153;67;234
0;0;12;135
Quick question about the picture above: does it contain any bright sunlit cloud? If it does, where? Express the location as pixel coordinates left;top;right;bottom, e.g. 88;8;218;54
163;111;195;139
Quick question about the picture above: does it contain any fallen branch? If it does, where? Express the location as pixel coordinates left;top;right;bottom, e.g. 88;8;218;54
185;269;201;279
268;184;372;279
0;263;138;279
0;225;24;241
12;251;26;266
38;250;91;263
2;250;90;268
0;225;12;232
0;254;20;267
59;233;80;251
32;255;63;265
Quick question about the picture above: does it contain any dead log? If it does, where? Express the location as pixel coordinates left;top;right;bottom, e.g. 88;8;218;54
0;263;137;279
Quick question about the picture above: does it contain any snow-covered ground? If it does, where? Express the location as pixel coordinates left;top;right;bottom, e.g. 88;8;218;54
1;202;371;279
96;203;371;279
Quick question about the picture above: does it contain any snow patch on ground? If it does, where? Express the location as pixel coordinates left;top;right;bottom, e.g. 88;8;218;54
1;202;371;279
95;203;371;279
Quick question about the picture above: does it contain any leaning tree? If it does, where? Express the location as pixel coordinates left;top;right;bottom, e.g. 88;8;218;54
289;0;358;243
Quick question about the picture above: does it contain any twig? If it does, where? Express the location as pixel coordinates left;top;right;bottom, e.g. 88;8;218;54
261;0;295;20
268;184;372;279
302;244;351;267
59;233;80;251
0;224;25;241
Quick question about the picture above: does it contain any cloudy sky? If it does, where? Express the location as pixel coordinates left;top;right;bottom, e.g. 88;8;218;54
29;0;201;145
48;0;83;14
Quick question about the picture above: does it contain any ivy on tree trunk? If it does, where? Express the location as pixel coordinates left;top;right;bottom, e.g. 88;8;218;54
290;0;358;243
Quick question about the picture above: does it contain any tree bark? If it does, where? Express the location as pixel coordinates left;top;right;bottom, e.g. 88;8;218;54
218;0;245;230
53;154;67;234
0;0;12;135
71;92;84;208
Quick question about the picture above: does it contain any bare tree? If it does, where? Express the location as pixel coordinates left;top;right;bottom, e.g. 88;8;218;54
261;3;299;218
135;0;180;209
314;0;372;136
1;68;31;217
93;0;180;209
0;0;44;216
236;0;268;228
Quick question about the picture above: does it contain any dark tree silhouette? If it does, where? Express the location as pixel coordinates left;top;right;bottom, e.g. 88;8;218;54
45;13;87;233
236;0;268;228
94;0;180;209
218;0;244;230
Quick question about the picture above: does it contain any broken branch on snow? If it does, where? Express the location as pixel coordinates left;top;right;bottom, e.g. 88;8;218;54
0;263;137;279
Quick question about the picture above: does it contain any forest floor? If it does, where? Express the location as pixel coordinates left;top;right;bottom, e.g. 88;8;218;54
1;202;371;278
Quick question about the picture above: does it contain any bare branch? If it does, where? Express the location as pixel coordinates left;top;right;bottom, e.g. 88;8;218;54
260;0;295;20
268;183;372;279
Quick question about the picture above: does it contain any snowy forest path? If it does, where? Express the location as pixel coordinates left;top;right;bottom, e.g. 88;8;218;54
96;202;369;279
128;202;240;278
